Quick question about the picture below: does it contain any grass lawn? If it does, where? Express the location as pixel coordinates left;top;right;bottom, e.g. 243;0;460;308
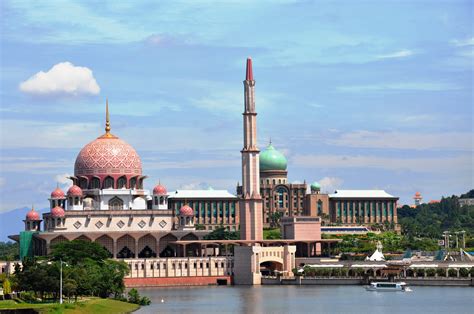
0;298;140;313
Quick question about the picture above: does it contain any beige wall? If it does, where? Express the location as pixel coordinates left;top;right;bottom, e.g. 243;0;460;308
124;257;233;278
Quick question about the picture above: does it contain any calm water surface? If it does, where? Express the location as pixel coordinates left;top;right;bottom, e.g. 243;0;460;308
136;285;473;314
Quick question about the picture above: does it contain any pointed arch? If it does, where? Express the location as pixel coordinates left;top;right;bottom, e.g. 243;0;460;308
95;235;113;257
117;176;127;189
138;234;157;258
74;235;91;242
117;234;135;258
103;176;114;189
108;196;124;210
90;177;100;189
159;234;177;257
50;235;68;248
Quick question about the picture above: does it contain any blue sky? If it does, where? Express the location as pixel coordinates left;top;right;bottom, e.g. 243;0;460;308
0;0;473;227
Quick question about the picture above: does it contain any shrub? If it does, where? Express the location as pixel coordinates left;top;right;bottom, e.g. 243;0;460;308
20;291;37;302
331;268;342;277
448;268;458;277
436;268;446;277
470;267;474;277
426;268;436;277
416;269;425;277
127;288;151;306
459;268;469;277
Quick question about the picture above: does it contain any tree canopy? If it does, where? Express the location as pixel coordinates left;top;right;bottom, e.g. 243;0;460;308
13;240;129;300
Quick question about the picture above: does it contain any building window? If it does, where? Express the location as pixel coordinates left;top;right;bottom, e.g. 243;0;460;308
317;200;323;216
276;187;287;209
117;176;127;189
130;177;137;189
109;197;124;210
90;177;100;189
103;176;114;189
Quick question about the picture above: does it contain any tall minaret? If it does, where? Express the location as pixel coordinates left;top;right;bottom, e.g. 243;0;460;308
239;57;263;241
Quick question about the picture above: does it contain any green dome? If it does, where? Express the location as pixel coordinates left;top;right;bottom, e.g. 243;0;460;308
311;182;321;191
259;144;287;171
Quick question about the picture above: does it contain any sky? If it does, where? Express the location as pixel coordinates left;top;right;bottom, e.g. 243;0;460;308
0;0;473;228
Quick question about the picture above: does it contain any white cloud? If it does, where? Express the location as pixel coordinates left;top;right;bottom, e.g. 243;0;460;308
0;177;5;188
54;173;73;189
318;177;344;193
19;62;100;96
451;37;474;47
376;49;414;59
325;130;471;151
178;182;213;190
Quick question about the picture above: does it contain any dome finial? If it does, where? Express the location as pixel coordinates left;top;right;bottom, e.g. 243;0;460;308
105;98;111;134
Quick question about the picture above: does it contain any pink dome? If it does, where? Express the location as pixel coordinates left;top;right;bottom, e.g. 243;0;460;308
153;184;167;195
67;185;83;197
51;187;65;199
26;208;40;221
51;206;65;218
179;204;194;217
74;135;142;178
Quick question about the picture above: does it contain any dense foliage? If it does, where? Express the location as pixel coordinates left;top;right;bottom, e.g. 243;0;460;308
203;226;239;240
329;232;439;255
0;242;19;260
398;190;474;239
13;240;129;300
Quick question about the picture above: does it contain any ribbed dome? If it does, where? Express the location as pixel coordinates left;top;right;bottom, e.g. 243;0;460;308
74;135;142;178
153;184;167;195
51;206;65;218
67;185;83;197
179;205;194;217
26;208;40;221
259;144;287;171
51;187;65;199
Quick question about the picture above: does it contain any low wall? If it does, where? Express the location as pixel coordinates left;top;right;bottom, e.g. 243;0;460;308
262;276;473;286
124;275;232;287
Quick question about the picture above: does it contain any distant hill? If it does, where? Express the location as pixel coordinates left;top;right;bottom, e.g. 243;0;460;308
0;207;49;242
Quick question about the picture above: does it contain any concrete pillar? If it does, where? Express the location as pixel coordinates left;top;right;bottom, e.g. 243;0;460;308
113;240;117;258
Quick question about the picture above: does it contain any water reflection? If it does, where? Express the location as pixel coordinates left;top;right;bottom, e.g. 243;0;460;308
135;285;474;314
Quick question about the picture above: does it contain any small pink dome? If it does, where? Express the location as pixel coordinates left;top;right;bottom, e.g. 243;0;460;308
51;206;65;218
67;185;83;197
179;204;194;217
51;187;65;199
26;208;40;221
153;184;167;195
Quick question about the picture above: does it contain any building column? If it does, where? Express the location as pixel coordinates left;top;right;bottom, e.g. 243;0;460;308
134;239;139;258
113;240;117;258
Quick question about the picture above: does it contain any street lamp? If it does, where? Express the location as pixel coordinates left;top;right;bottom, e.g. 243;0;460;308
47;259;67;304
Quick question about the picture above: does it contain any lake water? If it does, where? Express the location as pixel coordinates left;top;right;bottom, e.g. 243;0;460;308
135;285;473;314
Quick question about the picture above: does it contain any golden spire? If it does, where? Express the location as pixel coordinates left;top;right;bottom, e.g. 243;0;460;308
101;98;115;138
105;98;111;134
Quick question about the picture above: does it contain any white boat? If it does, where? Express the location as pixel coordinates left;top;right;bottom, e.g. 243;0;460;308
366;282;412;292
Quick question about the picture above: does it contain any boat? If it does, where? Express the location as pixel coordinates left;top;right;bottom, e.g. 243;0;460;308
366;282;412;292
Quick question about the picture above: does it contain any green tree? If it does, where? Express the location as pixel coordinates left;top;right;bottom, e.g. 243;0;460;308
3;278;12;295
50;240;109;265
204;227;239;240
